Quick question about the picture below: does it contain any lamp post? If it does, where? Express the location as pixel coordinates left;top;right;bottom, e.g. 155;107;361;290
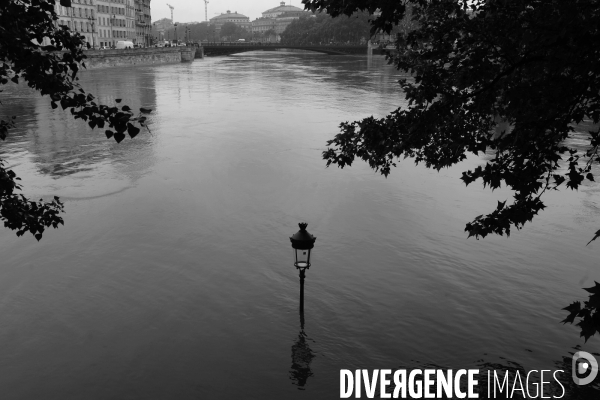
87;15;96;49
290;222;316;330
288;222;316;389
69;6;74;32
174;23;178;44
110;14;115;48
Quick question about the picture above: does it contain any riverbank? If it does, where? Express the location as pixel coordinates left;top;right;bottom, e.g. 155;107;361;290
82;47;198;69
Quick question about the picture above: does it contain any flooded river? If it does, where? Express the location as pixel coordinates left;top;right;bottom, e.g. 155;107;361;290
0;52;598;398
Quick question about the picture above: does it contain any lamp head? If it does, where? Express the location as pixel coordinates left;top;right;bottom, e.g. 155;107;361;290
290;223;316;269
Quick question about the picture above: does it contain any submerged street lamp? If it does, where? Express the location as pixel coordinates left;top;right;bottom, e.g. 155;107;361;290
288;222;317;388
290;222;316;269
290;223;316;331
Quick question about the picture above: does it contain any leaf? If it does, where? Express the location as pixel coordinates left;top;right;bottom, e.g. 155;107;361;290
127;123;140;138
587;293;600;308
576;317;597;342
140;107;152;113
115;99;122;103
587;173;594;181
583;282;600;294
586;229;600;246
59;0;72;7
113;132;125;143
105;130;114;139
122;105;131;112
561;301;581;324
35;233;42;241
51;101;57;109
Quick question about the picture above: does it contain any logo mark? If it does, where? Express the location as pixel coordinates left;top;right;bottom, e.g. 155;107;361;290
572;351;598;385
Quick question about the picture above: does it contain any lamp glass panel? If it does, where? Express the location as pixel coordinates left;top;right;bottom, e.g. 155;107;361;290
294;248;311;268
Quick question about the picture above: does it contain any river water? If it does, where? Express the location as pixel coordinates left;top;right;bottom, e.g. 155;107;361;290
0;52;598;399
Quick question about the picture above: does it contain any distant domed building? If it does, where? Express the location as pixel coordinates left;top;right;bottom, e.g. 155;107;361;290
209;10;251;35
262;2;305;18
252;2;312;42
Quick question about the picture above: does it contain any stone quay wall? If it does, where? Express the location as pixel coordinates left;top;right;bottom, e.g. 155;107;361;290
82;47;196;69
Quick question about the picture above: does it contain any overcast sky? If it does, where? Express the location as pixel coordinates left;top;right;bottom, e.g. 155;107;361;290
154;1;305;24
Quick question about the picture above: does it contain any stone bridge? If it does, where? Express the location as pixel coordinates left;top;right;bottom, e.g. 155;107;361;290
202;43;369;57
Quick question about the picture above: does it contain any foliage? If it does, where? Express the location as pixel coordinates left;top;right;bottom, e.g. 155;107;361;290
262;29;278;41
281;12;371;45
563;282;600;342
161;22;214;43
219;22;251;41
1;0;148;240
301;0;600;240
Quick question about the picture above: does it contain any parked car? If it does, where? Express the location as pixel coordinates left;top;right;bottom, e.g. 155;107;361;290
115;40;134;49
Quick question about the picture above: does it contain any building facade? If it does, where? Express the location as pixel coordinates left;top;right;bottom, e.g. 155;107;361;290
251;18;276;36
135;0;152;46
54;0;97;47
53;0;139;48
274;12;307;35
251;2;310;42
96;0;136;47
209;10;251;36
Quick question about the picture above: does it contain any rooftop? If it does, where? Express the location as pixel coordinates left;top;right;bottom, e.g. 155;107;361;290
211;10;250;20
263;2;304;15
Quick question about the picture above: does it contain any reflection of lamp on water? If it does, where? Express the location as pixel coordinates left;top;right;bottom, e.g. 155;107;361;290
290;331;315;389
289;223;317;389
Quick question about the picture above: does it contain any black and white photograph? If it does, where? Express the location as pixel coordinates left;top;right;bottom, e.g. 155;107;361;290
1;0;599;398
